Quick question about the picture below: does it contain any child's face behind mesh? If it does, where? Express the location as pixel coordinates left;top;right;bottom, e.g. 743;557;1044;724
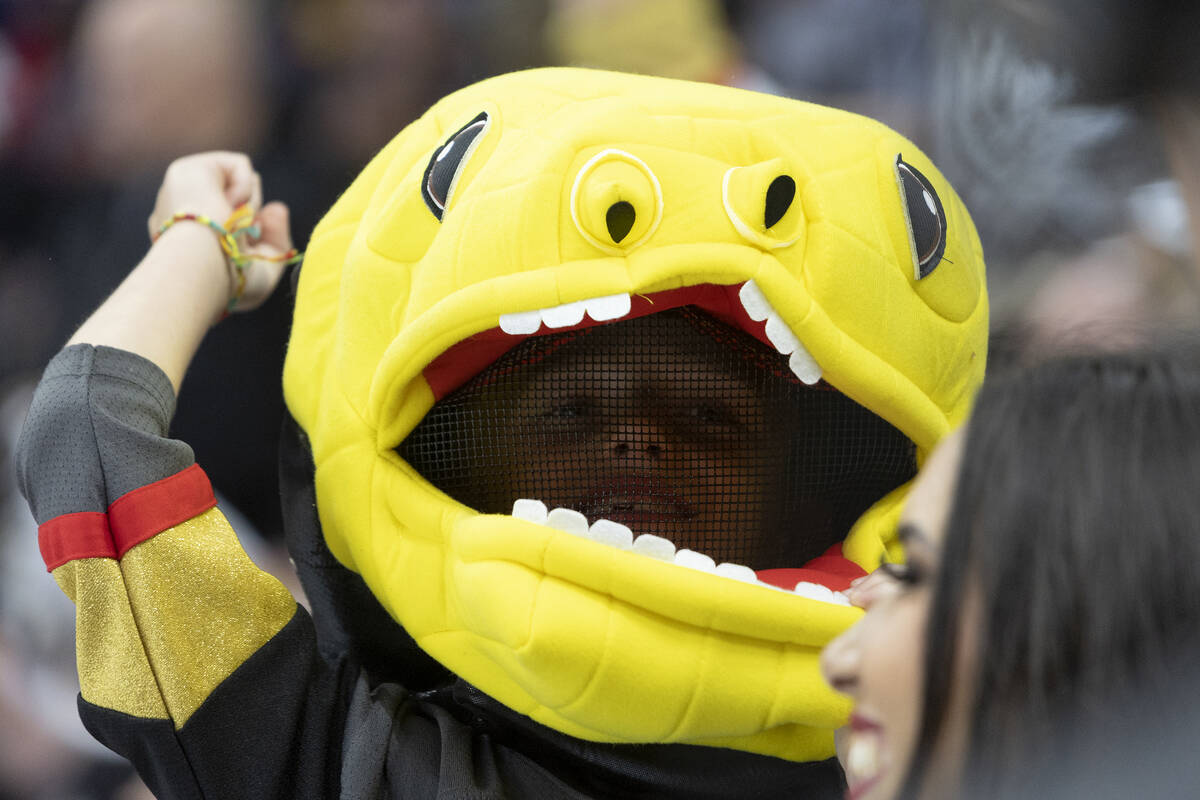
507;322;810;565
400;309;915;570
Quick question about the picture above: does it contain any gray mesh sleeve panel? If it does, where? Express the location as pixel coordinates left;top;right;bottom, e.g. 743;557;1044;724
16;344;195;524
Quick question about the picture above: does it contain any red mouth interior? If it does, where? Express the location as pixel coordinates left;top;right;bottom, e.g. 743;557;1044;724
424;283;766;402
756;545;867;592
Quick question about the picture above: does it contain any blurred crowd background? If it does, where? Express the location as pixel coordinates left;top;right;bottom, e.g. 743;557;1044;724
0;0;1195;797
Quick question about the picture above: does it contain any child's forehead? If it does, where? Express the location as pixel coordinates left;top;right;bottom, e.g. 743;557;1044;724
469;314;806;412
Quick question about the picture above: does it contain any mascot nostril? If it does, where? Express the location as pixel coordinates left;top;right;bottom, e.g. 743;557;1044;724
570;148;663;254
722;159;805;249
606;201;636;243
764;176;795;229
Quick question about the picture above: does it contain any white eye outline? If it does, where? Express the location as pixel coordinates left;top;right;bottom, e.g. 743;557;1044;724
422;112;492;220
569;148;664;256
721;167;802;250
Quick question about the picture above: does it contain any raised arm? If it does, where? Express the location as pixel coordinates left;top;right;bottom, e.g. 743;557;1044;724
16;154;348;799
68;152;292;391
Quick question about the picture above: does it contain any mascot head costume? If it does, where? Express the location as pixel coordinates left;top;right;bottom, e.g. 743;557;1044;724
281;68;987;764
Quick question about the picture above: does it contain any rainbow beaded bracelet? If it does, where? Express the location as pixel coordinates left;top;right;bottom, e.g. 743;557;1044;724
152;204;302;314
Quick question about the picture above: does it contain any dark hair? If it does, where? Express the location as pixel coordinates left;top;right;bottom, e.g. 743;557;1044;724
900;346;1200;799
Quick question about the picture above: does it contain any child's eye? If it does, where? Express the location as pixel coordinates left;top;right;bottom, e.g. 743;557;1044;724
545;402;587;419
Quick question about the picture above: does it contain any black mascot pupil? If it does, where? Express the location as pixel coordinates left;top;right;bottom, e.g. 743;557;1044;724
400;307;917;569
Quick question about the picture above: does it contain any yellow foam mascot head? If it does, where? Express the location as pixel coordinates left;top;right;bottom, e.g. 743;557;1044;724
284;68;987;762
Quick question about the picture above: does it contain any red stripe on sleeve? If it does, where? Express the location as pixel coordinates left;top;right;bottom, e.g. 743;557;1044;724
108;463;217;557
39;512;116;572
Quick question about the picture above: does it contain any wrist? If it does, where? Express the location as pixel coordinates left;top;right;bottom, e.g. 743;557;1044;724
150;222;235;323
150;205;301;319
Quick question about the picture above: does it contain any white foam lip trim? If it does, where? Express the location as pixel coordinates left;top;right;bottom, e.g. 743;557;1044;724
764;315;800;355
546;507;589;534
715;562;759;583
675;548;717;573
541;300;587;329
792;581;851;606
498;310;542;335
498;292;633;335
512;498;549;523
738;280;823;385
510;499;851;602
586;293;632;321
632;533;675;561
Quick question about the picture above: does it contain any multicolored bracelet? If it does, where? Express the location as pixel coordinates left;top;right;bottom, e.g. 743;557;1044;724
152;205;303;314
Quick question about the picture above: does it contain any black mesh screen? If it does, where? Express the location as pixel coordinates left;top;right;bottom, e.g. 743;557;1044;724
399;307;916;569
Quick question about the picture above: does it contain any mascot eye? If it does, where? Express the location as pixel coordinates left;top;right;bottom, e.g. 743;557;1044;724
422;112;490;220
895;155;947;279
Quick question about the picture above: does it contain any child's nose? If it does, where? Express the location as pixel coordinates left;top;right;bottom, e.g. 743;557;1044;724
607;419;667;458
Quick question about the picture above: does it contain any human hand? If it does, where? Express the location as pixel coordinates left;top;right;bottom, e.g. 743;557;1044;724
231;200;294;312
149;152;261;233
148;152;293;313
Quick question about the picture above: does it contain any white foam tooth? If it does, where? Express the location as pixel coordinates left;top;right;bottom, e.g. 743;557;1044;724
541;300;587;328
715;562;759;583
763;314;800;356
829;591;852;607
511;498;548;524
546;507;589;535
738;279;772;322
674;549;717;573
588;518;634;550
788;342;823;385
793;581;839;603
632;533;676;561
499;310;542;335
585;293;631;322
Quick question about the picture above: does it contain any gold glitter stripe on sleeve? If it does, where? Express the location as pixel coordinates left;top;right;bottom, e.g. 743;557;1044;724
52;558;170;720
119;507;297;729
